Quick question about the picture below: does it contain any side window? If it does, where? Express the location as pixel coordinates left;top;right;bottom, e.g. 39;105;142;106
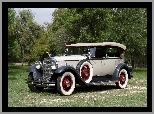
90;47;96;57
119;48;125;58
106;47;120;57
95;47;106;58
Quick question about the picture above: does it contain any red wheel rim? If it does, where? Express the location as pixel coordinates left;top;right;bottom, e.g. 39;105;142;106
81;65;90;81
119;72;126;85
62;75;73;92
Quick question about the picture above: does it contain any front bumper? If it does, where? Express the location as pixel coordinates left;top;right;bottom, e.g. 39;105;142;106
25;79;55;87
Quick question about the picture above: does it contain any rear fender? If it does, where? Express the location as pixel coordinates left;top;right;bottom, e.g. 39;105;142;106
110;63;131;81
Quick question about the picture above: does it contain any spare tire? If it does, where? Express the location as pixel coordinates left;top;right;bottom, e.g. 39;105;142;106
76;59;93;83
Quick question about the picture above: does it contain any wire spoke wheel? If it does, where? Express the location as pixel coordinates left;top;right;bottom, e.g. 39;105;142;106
116;69;128;89
81;65;90;81
62;75;73;92
57;72;75;96
78;60;93;83
119;72;126;85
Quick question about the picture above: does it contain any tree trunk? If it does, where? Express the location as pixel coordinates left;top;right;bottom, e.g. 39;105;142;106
132;60;135;68
28;61;31;66
20;46;24;67
21;57;24;67
130;55;135;68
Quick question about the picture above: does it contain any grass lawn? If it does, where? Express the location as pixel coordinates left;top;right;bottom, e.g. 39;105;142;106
8;64;147;107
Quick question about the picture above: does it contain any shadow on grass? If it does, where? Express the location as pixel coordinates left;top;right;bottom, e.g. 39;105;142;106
74;85;117;94
32;85;117;95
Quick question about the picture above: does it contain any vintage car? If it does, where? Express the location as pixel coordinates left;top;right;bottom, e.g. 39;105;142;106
25;42;133;95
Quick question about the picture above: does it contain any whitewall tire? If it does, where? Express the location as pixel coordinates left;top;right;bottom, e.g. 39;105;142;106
116;69;128;89
57;72;75;95
79;61;93;83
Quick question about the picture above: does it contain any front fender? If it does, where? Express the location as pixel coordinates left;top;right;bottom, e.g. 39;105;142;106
27;65;43;80
110;63;131;81
51;65;88;86
54;65;77;74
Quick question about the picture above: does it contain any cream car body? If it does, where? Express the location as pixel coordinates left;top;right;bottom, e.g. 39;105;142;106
26;42;133;95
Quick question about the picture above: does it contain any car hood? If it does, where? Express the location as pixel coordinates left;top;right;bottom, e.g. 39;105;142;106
52;55;87;61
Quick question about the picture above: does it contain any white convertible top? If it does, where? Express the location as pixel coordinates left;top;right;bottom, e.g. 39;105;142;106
66;42;126;50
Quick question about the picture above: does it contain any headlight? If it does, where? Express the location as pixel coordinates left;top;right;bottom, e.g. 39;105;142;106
51;60;58;69
36;64;41;69
51;60;56;66
35;61;42;69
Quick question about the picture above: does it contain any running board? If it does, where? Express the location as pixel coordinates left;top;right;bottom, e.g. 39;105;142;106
91;75;113;82
89;80;115;86
25;79;55;85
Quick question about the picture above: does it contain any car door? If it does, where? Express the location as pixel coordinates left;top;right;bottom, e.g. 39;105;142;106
89;47;105;76
101;47;118;76
101;57;117;76
90;59;102;76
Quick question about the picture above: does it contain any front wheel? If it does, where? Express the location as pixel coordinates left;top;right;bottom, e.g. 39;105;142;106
57;72;75;95
116;69;128;89
28;73;44;91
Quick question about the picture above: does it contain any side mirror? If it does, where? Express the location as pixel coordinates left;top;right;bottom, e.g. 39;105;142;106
64;48;68;56
65;48;68;51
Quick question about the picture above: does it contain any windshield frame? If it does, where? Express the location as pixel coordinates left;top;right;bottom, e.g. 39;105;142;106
64;46;90;56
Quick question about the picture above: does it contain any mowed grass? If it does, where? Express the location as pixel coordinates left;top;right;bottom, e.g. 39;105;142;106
8;64;147;107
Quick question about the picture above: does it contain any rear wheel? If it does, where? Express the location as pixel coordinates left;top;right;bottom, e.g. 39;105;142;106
28;73;44;91
57;72;75;95
116;69;128;89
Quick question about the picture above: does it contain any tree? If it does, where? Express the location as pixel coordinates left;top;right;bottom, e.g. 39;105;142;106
46;8;75;55
24;25;50;64
14;9;39;66
50;8;147;67
8;8;18;62
111;8;147;67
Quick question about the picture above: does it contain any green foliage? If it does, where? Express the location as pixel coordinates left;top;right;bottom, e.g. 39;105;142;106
8;8;147;67
8;8;17;62
10;9;50;64
46;8;73;55
49;8;147;67
9;41;21;62
24;36;50;63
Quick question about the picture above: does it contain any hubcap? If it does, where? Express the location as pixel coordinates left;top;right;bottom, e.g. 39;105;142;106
81;65;90;81
119;72;126;85
62;75;73;92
